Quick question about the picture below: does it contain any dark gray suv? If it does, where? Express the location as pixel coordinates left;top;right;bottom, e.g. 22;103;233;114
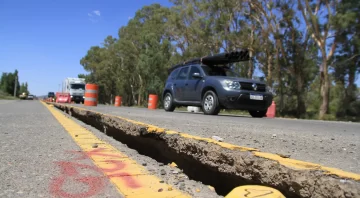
162;50;273;118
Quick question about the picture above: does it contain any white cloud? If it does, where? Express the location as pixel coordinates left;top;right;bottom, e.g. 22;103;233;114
87;10;101;23
128;16;132;20
93;10;101;16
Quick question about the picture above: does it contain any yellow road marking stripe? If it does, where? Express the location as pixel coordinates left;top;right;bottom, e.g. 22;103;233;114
41;102;190;198
56;103;360;181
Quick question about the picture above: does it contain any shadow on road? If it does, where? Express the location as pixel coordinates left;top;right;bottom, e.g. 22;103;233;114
173;110;252;118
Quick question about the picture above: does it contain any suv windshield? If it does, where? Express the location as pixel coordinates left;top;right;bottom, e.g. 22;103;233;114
70;84;85;89
201;66;239;77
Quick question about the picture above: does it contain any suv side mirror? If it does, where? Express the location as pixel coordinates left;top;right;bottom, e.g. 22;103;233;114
192;72;202;78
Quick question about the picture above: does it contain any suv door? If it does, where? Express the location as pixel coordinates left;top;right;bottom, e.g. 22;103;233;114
173;66;189;101
185;65;204;102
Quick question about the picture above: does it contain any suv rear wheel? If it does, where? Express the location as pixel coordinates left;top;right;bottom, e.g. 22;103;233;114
163;92;176;112
249;110;267;118
202;90;220;115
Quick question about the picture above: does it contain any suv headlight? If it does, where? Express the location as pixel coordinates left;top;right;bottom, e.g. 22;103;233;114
224;80;241;90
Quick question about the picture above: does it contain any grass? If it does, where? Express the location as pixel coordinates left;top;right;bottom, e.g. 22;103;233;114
0;90;18;100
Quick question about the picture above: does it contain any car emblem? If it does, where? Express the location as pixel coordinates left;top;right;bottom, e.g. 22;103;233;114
252;83;257;91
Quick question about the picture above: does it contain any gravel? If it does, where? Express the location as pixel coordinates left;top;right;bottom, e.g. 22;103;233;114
73;104;360;174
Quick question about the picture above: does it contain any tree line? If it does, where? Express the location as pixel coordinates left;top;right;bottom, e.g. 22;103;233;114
79;0;360;121
0;69;30;97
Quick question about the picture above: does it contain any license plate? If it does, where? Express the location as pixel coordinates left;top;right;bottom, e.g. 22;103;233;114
250;94;263;100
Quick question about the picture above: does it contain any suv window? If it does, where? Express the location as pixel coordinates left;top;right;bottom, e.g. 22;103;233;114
188;66;202;80
176;67;189;80
201;65;238;77
168;68;180;80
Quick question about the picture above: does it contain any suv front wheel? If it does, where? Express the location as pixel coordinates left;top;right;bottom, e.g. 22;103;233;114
163;92;176;112
202;90;221;115
249;110;267;118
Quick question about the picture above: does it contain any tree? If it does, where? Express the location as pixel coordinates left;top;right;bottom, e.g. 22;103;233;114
78;0;359;121
332;0;360;119
297;0;338;119
19;82;30;95
0;70;20;97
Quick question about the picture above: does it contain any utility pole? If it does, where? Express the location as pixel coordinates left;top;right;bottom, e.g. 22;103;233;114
14;75;17;97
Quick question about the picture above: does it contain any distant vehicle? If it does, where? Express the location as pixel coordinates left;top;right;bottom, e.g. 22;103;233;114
27;95;34;100
48;92;55;102
19;92;27;100
62;77;86;104
162;50;273;118
48;92;55;98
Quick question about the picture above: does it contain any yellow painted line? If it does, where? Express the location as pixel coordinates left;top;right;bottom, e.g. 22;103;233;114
41;102;190;198
50;103;360;181
225;185;285;198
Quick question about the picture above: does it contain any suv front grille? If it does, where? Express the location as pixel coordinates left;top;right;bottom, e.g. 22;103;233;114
240;82;266;92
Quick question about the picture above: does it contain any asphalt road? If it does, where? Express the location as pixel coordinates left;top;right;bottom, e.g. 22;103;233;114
0;100;122;197
73;104;360;174
0;100;220;198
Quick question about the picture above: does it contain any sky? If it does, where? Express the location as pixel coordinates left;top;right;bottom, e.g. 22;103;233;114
0;0;172;96
0;0;358;96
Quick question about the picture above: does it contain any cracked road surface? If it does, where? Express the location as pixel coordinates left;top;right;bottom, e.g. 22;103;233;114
72;104;360;174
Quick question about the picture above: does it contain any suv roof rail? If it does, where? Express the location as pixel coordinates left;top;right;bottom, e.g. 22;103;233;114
168;49;250;74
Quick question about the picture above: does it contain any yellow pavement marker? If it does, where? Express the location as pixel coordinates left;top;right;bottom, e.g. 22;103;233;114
225;185;285;198
42;102;190;198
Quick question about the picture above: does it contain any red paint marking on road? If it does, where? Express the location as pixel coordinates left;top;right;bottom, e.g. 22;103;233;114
50;161;106;198
55;161;102;176
108;173;142;189
50;176;105;198
101;160;127;172
50;149;142;197
102;160;142;189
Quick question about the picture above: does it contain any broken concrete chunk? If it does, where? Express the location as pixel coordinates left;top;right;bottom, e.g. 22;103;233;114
160;169;166;175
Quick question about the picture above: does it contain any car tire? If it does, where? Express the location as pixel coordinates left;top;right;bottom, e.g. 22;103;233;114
249;110;267;118
163;92;176;112
202;90;220;115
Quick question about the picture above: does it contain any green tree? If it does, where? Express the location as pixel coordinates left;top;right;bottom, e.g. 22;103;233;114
19;82;30;95
77;0;359;121
0;70;20;97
